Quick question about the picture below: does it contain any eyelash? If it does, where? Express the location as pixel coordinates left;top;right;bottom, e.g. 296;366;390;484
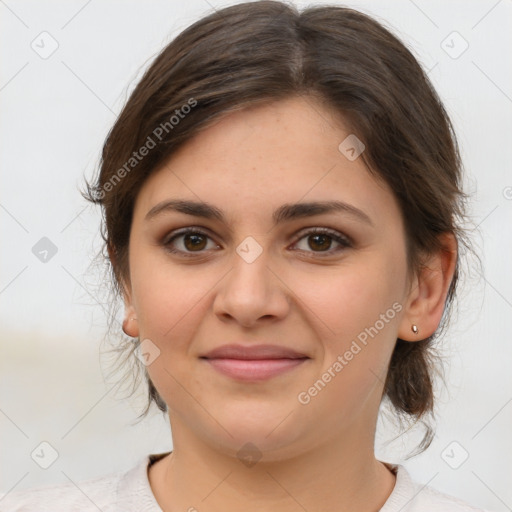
162;226;353;258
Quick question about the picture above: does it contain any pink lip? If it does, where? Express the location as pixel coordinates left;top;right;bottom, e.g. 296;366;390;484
200;344;309;381
203;358;307;381
201;343;308;360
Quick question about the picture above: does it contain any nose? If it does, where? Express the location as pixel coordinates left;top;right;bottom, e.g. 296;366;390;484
212;246;291;328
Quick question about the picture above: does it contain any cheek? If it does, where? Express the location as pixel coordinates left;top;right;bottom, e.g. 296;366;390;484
127;239;196;343
291;254;404;342
133;267;211;344
290;252;404;394
292;278;401;426
130;263;213;411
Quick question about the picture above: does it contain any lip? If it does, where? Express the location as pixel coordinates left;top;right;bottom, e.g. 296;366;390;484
201;343;308;360
200;344;310;381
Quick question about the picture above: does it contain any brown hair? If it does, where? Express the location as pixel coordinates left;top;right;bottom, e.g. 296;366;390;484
83;0;474;453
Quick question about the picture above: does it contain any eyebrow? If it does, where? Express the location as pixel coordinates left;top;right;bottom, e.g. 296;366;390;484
145;199;374;227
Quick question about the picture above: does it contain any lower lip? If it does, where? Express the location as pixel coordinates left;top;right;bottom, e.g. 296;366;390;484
203;358;308;381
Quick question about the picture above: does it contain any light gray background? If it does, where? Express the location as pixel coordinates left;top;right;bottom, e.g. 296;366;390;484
1;0;511;510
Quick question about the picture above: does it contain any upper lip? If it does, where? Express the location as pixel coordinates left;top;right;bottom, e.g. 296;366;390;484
201;344;309;360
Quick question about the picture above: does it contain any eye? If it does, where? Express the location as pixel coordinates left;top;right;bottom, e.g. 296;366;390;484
162;228;219;257
291;228;352;256
162;226;352;258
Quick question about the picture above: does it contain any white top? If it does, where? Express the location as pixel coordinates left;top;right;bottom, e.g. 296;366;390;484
0;452;488;511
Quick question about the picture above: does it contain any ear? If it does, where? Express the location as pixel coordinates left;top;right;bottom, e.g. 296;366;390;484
108;242;139;338
397;232;458;341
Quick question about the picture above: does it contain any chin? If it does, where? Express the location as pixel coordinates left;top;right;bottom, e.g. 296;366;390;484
203;409;306;460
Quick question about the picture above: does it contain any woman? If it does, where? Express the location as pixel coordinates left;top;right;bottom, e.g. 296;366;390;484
2;1;486;510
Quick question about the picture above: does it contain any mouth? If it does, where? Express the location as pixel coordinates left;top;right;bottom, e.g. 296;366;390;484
199;344;310;381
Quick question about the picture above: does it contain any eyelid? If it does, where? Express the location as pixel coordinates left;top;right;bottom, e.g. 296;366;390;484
292;226;353;246
161;226;213;244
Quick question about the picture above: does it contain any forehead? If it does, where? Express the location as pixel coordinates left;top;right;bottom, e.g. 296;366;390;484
133;96;400;229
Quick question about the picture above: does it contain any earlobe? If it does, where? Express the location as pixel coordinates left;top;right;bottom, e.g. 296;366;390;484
121;289;139;337
108;241;139;338
398;232;457;342
121;275;138;337
122;310;139;338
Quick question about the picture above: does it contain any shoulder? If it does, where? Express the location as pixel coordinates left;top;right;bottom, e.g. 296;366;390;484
0;455;155;512
381;463;489;512
0;472;121;512
414;483;488;511
0;453;168;512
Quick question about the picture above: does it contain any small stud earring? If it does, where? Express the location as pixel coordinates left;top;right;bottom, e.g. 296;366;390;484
411;324;419;334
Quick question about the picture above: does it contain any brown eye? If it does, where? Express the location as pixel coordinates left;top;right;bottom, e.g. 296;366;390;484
163;228;219;256
182;233;207;251
307;233;332;252
293;228;352;256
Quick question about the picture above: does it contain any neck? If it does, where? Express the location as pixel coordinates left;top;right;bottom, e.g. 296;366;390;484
148;417;396;512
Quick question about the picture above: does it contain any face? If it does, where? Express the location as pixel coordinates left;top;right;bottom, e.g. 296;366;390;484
124;96;414;460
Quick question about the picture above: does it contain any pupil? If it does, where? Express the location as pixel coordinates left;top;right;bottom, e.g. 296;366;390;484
309;234;331;251
185;234;206;251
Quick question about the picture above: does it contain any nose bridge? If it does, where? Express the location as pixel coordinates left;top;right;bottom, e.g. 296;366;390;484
213;235;289;324
228;235;271;298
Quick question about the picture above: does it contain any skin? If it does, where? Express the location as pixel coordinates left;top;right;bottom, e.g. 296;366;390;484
120;95;457;512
